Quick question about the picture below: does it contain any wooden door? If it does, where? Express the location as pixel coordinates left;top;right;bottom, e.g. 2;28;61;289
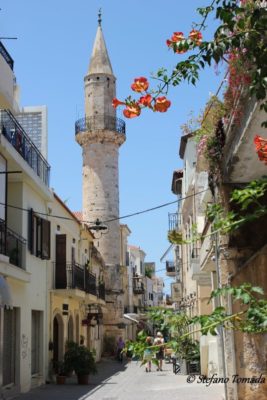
55;234;66;289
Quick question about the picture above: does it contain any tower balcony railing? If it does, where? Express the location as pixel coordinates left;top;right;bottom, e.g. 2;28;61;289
75;115;126;136
0;109;50;186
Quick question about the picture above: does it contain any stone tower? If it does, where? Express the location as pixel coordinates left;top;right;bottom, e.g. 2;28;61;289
75;14;126;335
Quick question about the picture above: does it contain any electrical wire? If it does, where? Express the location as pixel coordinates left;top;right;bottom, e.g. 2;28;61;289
0;188;208;225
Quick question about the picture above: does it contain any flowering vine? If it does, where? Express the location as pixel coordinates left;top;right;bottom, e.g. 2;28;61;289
254;135;267;165
112;77;171;118
113;0;267;127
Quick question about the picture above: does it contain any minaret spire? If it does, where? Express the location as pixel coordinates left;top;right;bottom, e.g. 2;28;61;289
87;10;113;76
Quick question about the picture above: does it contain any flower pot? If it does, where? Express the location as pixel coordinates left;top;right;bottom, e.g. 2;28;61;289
56;375;66;384
77;374;89;385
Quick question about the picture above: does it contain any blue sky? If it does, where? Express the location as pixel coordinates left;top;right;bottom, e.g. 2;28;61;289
1;1;224;292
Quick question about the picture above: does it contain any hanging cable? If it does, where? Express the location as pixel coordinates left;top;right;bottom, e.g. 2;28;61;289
0;188;208;225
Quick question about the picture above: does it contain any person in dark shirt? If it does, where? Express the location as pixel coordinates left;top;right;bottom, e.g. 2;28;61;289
117;337;125;362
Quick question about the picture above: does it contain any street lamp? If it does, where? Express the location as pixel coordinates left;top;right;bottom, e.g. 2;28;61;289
89;218;108;239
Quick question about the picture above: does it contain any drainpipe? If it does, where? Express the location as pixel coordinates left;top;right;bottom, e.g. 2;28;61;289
213;179;237;400
214;231;228;400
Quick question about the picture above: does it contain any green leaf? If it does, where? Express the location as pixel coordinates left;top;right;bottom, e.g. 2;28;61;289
251;286;264;295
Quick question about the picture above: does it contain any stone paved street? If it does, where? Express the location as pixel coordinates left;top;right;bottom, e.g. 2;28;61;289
12;359;224;400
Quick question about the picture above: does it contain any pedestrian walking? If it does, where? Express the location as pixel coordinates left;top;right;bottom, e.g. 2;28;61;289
154;332;165;371
143;336;153;372
126;340;133;362
116;337;125;362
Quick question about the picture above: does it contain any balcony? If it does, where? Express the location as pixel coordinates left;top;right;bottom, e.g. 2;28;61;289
222;94;267;183
0;42;14;71
166;261;176;277
171;282;182;301
168;212;182;233
0;109;50;186
0;218;26;269
200;222;216;273
133;282;145;295
166;294;173;305
75;115;126;136
190;249;211;286
55;262;97;296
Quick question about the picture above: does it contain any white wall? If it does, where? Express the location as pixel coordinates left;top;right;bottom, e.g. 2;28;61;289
0;54;18;112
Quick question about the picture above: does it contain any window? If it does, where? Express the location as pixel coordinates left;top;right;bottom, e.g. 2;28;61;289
28;208;50;259
126;251;129;266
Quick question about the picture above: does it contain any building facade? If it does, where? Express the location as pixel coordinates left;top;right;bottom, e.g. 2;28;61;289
0;41;52;395
48;194;106;366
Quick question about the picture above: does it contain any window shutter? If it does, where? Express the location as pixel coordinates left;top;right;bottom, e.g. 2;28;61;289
28;208;34;254
41;219;50;259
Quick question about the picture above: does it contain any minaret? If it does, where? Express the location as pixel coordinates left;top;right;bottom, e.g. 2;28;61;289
75;11;126;334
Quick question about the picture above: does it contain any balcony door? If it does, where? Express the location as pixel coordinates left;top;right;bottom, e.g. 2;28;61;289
55;234;66;289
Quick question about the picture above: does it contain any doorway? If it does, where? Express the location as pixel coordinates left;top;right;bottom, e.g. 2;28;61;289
53;314;64;363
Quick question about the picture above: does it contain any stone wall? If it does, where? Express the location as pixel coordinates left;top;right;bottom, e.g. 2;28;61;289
232;248;267;400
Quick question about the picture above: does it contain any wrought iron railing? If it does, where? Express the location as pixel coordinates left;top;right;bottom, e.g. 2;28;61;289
0;109;50;186
67;263;85;291
0;218;26;268
75;115;126;136
168;212;182;232
55;262;97;296
85;270;97;296
133;282;144;294
0;42;14;70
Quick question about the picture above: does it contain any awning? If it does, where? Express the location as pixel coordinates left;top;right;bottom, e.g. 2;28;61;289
123;314;153;331
123;313;139;324
0;276;13;308
160;244;173;262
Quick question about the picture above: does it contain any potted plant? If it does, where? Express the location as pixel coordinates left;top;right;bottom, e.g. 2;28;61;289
64;344;97;385
55;361;68;384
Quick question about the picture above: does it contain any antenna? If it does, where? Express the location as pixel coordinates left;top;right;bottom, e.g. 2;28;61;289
0;8;17;40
